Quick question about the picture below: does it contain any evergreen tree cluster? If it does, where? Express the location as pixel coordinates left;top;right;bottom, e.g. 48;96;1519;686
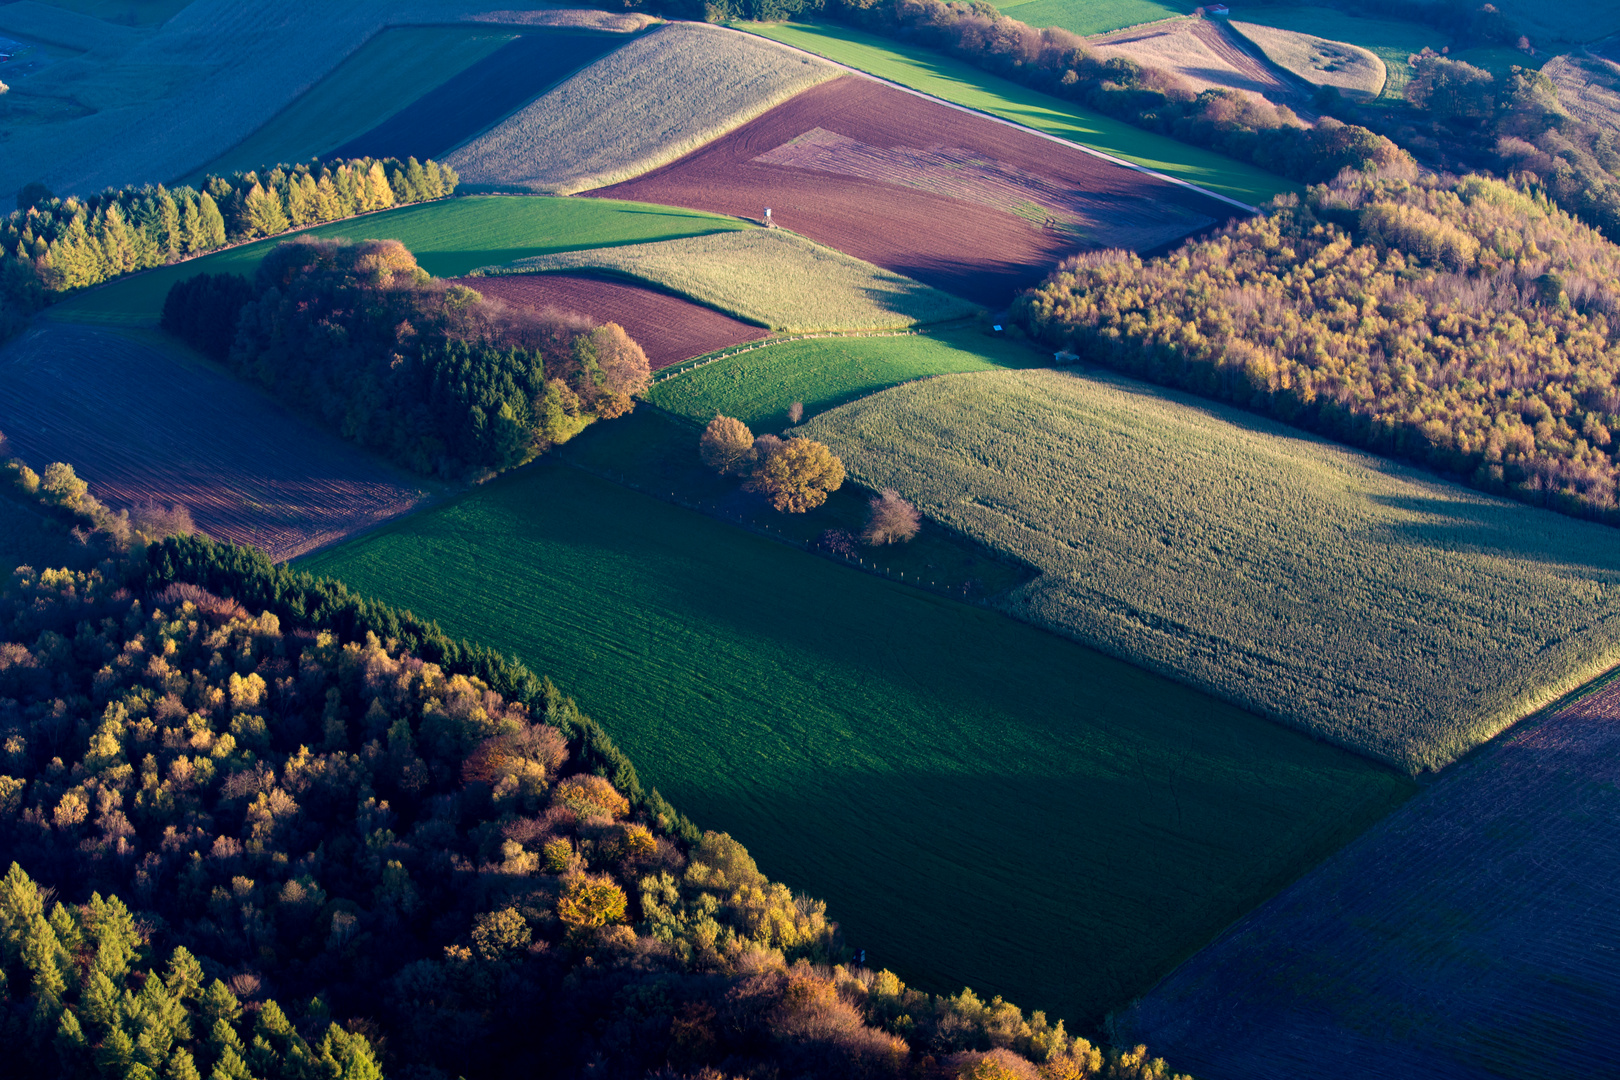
1017;169;1620;523
0;538;1193;1079
820;0;1409;187
0;157;457;339
162;239;650;478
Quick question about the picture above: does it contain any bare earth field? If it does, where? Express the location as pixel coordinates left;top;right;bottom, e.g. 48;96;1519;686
1088;18;1302;104
329;30;625;163
592;75;1227;307
0;324;429;560
1120;679;1620;1079
454;272;770;370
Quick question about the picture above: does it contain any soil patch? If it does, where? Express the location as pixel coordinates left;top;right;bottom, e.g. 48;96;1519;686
456;272;771;369
1089;18;1304;104
1121;677;1620;1078
590;75;1231;307
0;324;429;561
330;30;624;163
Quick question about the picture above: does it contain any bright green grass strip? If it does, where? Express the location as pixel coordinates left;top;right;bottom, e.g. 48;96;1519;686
741;21;1297;205
648;328;1040;429
801;367;1620;773
46;196;748;326
993;0;1190;37
193;26;517;182
298;458;1412;1030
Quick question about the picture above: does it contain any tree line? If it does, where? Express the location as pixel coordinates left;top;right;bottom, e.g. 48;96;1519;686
163;238;650;478
1017;169;1620;523
0;156;457;340
0;532;1193;1079
815;0;1409;188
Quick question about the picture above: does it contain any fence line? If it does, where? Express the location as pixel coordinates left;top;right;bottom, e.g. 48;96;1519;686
650;328;927;384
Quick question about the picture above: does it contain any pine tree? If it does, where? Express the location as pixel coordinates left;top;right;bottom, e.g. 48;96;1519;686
364;162;395;212
421;160;444;200
165;946;205;1005
242;184;289;239
166;1047;203;1080
21;913;69;1033
314;175;341;222
0;862;47;967
178;198;202;255
85;892;139;981
403;157;428;203
49;214;103;290
98;203;138;275
286;175;317;227
155;187;181;258
196;193;227;250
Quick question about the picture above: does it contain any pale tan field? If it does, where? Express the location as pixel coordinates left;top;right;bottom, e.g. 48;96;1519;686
477;228;977;332
1230;19;1385;102
1087;18;1295;102
1544;54;1620;134
445;22;839;195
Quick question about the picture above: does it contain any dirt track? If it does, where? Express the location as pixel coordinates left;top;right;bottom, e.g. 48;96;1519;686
1120;677;1620;1079
0;324;429;561
591;75;1230;307
455;273;770;369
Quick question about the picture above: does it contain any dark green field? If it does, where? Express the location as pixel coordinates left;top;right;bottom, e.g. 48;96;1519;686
298;454;1414;1030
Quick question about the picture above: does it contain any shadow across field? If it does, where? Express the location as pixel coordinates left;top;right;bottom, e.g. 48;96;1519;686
1120;680;1620;1079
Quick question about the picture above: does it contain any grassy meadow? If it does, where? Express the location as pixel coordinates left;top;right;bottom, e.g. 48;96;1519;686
193;26;519;181
648;329;1038;429
297;458;1413;1031
740;21;1297;205
992;0;1190;37
800;368;1620;773
447;23;838;194
483;229;976;332
46;196;748;326
1228;21;1385;101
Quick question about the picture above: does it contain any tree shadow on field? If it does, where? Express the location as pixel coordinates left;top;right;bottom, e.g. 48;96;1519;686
1359;490;1620;578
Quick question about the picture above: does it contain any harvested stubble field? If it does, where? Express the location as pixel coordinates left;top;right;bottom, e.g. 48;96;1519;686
0;324;429;560
1228;20;1385;102
196;25;520;180
1220;6;1436;102
1086;19;1301;104
799;368;1620;773
446;22;838;195
647;328;1039;430
742;21;1297;205
456;272;770;371
328;30;625;165
298;458;1413;1032
481;229;976;332
47;195;746;326
1121;677;1620;1079
1544;54;1620;135
593;75;1226;307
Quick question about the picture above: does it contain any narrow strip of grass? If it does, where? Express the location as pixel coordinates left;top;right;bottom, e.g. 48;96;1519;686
297;457;1414;1032
739;20;1298;205
992;0;1192;37
45;196;749;326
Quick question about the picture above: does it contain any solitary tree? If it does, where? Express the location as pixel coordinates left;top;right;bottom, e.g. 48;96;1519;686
863;489;921;545
787;401;804;425
700;415;755;475
745;437;845;513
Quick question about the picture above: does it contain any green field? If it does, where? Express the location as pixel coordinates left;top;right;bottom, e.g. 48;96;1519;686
483;229;976;332
46;196;748;326
193;26;518;182
1222;7;1440;101
1483;0;1620;43
29;0;190;27
800;367;1620;773
298;456;1412;1031
740;21;1297;205
648;329;1038;429
993;0;1189;37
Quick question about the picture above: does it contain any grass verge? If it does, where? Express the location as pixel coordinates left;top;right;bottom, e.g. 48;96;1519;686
45;196;749;326
738;20;1297;205
800;366;1620;773
296;455;1414;1031
479;229;977;332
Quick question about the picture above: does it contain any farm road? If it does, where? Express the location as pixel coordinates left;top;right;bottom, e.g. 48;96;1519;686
0;324;429;561
1120;679;1620;1079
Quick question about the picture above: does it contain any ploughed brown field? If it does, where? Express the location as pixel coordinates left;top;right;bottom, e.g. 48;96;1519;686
591;75;1230;306
0;325;429;561
456;272;771;369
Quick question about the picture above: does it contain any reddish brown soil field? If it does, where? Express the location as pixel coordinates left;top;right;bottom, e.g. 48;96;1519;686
591;75;1231;306
0;324;430;561
455;272;771;370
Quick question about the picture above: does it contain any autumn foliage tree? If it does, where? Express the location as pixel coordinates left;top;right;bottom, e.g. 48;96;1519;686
700;414;757;475
746;436;847;513
864;489;922;545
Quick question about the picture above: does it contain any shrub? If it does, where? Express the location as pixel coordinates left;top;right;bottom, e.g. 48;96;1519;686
745;437;846;513
700;414;757;475
556;874;629;936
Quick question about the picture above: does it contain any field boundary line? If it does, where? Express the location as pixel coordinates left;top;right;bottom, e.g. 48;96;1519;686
650;327;932;384
717;22;1262;215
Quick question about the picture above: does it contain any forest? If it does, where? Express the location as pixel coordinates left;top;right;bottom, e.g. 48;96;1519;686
163;238;650;478
819;0;1410;187
0;534;1190;1080
1016;169;1620;522
0;157;457;340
